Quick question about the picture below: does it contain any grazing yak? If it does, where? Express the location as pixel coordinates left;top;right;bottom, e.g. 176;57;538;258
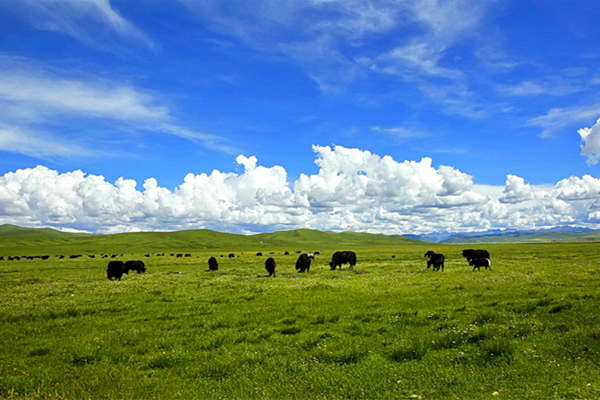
424;250;445;271
265;257;276;276
125;260;146;274
256;252;263;256
469;258;491;271
284;251;289;255
329;251;357;270
107;261;126;281
0;256;3;261
208;256;218;271
462;249;490;262
228;253;235;258
296;253;314;272
70;255;82;259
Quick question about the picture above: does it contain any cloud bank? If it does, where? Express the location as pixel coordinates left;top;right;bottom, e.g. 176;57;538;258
2;145;600;235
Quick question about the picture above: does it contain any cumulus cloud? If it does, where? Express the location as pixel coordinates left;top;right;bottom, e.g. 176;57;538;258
499;174;534;204
578;118;600;165
3;145;600;235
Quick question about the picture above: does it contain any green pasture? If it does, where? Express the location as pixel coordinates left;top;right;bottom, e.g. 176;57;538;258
1;233;600;399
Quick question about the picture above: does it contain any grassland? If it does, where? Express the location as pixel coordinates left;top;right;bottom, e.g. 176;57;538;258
1;228;600;399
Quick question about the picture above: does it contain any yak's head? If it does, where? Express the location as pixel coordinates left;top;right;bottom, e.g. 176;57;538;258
424;250;435;258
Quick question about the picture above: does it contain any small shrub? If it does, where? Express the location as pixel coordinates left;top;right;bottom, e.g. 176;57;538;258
549;303;572;314
28;348;50;357
318;350;364;365
388;339;426;362
473;311;499;325
280;326;302;335
479;338;514;363
71;354;100;366
146;355;179;369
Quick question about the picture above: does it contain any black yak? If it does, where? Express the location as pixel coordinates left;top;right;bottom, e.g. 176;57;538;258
329;251;357;270
208;256;218;271
296;253;313;272
424;250;445;271
469;258;491;271
265;257;276;276
107;261;126;281
228;253;235;258
462;249;490;262
256;252;263;256
125;260;146;274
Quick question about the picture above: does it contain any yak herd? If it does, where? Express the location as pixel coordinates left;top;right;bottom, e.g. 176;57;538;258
423;249;491;272
0;247;491;280
104;247;489;280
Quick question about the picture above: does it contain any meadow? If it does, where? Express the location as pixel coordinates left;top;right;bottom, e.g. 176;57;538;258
1;230;600;399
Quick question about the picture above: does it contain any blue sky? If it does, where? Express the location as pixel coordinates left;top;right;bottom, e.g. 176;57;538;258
1;0;600;234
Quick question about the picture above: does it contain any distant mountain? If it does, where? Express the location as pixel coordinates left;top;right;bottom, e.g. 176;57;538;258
0;224;90;238
0;225;421;254
406;226;600;243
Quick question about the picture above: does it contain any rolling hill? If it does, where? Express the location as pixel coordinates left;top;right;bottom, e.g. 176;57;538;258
0;225;422;255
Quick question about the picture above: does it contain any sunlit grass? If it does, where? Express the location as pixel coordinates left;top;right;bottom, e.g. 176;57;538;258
1;242;600;398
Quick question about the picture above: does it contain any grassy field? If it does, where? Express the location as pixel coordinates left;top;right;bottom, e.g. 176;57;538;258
2;232;600;399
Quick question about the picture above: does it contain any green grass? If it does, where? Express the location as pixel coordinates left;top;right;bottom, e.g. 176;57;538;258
1;235;600;398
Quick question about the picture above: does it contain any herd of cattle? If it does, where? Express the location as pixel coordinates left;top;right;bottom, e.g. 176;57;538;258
423;249;491;272
0;248;491;280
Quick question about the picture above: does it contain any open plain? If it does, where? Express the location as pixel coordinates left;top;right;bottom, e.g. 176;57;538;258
1;229;600;399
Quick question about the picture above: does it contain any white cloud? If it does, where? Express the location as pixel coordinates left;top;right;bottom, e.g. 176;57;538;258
13;0;153;50
179;0;490;99
3;144;600;234
527;104;600;138
499;80;583;97
0;69;167;122
0;124;95;159
578;118;600;165
371;126;429;139
0;61;236;156
499;174;534;204
554;174;600;201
